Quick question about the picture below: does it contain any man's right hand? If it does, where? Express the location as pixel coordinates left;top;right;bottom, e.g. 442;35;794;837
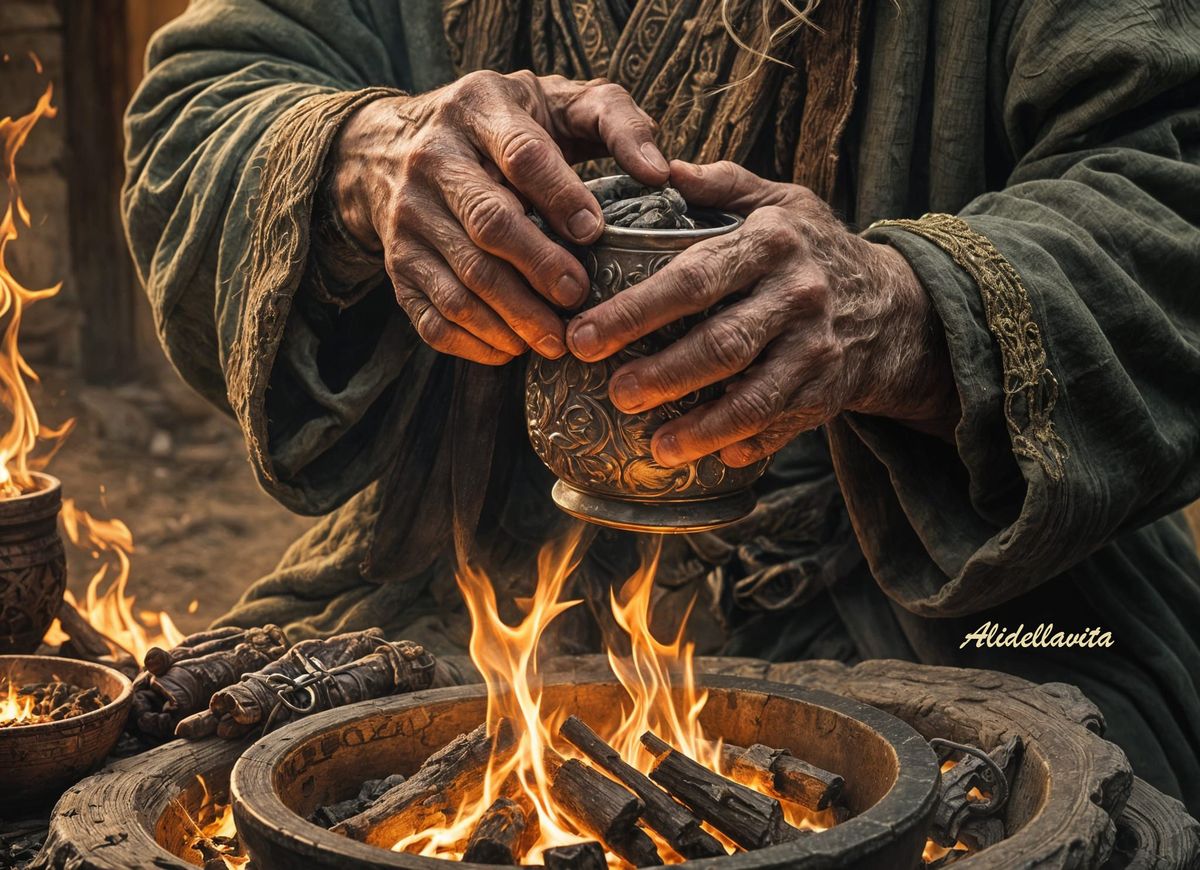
330;71;670;365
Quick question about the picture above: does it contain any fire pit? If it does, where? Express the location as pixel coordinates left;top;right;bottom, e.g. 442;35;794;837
0;653;132;809
228;672;940;869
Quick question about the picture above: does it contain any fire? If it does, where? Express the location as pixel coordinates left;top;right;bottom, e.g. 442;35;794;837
179;775;250;869
0;81;74;498
394;529;823;864
56;498;185;666
0;680;33;725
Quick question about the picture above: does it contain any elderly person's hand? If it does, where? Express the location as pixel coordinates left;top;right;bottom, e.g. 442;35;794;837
565;160;959;468
330;72;669;365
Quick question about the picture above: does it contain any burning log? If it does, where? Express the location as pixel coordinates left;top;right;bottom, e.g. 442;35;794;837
543;841;607;870
333;720;514;846
549;757;661;867
176;633;435;739
641;731;802;850
461;797;533;865
721;742;844;811
559;715;725;859
55;599;136;674
310;774;408;829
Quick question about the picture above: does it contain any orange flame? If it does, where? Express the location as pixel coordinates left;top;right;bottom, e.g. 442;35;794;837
55;497;185;666
0;82;74;498
393;529;748;863
0;680;34;725
179;775;250;870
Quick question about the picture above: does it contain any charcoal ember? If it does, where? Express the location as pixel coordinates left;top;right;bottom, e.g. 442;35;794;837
0;681;111;727
310;774;408;828
600;186;695;229
1;818;47;868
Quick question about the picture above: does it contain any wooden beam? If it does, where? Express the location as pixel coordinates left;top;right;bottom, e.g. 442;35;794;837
60;0;139;384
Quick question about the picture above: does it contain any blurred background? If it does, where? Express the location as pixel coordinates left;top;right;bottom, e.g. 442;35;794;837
0;0;1195;638
0;0;311;635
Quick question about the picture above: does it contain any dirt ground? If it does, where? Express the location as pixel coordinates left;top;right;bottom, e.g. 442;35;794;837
32;366;313;636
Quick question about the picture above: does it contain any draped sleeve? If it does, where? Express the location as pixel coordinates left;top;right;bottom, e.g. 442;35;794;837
122;0;458;515
839;0;1200;616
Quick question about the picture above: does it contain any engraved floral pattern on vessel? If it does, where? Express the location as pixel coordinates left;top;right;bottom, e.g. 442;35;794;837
526;247;762;499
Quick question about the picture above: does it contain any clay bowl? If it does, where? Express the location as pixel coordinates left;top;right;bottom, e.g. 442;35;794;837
229;671;940;869
0;654;133;809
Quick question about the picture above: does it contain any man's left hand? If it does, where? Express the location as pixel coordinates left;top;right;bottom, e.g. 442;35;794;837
565;160;959;468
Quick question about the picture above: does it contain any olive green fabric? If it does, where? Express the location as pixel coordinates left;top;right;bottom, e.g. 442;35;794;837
123;0;1200;812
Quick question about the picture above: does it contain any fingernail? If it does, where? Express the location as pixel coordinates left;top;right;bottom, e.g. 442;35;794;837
535;334;566;358
569;320;600;358
641;142;669;175
556;274;586;308
567;208;601;241
610;372;641;411
656;433;682;466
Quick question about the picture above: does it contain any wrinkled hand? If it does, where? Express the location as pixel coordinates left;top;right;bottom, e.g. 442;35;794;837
331;71;669;364
565;160;958;468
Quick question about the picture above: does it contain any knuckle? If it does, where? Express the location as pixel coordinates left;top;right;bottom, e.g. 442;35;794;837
608;297;646;337
456;248;495;290
700;319;757;372
406;135;443;174
412;304;449;347
726;384;777;431
499;131;553;178
433;286;473;324
462;191;515;248
456;69;503;99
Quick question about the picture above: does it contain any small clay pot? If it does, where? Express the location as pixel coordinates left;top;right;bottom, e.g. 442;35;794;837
525;176;768;533
0;471;66;653
0;654;132;810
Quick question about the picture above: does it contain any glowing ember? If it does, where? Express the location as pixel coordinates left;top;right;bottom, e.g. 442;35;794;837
0;680;33;725
393;530;831;864
0;678;109;727
0;80;74;498
56;497;185;666
181;775;251;869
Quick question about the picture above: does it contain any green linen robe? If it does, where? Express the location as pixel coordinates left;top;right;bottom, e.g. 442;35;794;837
123;0;1200;812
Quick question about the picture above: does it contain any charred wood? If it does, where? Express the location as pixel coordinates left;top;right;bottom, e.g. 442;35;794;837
143;626;245;676
549;757;660;867
462;797;531;865
543;841;607;870
310;774;407;829
721;742;844;811
560;715;725;859
333;720;514;847
642;731;800;850
175;630;438;740
149;626;287;719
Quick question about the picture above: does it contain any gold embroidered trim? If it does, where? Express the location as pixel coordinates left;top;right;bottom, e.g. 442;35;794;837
869;213;1068;481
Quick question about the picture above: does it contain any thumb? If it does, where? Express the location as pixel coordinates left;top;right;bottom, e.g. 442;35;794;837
669;159;791;213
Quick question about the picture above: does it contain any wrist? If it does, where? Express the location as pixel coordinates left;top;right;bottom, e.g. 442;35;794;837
328;95;409;252
851;241;959;428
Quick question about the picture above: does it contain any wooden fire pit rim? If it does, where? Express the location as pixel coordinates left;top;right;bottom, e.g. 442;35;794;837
229;671;941;869
0;653;133;739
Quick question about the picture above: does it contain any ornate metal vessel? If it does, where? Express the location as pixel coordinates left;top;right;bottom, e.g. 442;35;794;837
0;472;66;653
526;177;767;533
